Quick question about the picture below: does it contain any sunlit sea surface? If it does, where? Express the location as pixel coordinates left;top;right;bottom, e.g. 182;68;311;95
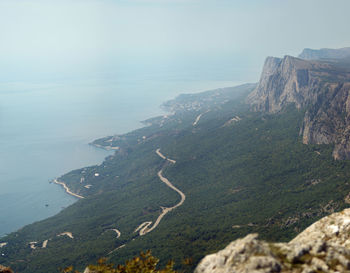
0;75;244;237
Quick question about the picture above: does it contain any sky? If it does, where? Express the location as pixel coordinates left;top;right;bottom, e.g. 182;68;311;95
1;0;350;82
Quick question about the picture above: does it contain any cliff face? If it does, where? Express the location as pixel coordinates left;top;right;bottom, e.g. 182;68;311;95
195;208;350;273
248;54;350;160
247;56;326;113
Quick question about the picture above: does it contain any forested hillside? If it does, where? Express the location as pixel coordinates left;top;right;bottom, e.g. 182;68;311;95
2;54;350;273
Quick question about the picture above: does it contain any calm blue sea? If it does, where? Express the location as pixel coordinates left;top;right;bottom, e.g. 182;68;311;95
0;74;246;237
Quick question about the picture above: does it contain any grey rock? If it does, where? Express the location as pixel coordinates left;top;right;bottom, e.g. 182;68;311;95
195;208;350;273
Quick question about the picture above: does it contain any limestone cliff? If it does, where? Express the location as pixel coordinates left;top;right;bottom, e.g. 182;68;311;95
195;208;350;273
247;55;328;113
248;53;350;160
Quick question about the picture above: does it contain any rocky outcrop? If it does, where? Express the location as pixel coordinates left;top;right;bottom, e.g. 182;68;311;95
247;56;326;113
195;208;350;273
0;265;13;273
299;47;350;60
248;53;350;159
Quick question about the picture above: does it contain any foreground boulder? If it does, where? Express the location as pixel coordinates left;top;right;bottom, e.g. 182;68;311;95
195;208;350;273
0;265;13;273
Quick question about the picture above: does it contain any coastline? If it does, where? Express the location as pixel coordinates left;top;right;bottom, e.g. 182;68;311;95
52;84;247;203
0;79;244;240
53;179;84;199
91;143;120;151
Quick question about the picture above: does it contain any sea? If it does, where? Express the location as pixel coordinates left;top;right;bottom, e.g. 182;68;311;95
0;63;256;238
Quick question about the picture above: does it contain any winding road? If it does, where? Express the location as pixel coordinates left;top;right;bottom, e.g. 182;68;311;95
135;149;185;236
193;111;210;127
23;148;185;256
109;229;121;238
48;149;184;255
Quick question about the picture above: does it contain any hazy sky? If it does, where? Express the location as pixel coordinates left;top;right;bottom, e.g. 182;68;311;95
1;0;350;82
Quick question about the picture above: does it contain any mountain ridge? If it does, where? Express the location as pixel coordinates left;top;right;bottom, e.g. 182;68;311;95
299;47;350;60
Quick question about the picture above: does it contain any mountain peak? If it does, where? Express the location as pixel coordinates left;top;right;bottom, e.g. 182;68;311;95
247;55;317;113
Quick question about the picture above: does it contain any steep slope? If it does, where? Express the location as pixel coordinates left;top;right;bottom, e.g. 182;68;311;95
248;54;350;159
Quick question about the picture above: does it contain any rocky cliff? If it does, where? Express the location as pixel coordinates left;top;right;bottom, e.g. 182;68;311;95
248;52;350;159
195;208;350;273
